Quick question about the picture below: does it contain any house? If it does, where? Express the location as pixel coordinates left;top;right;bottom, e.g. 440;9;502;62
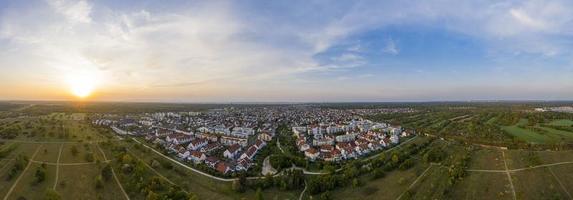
188;151;206;164
401;130;412;137
195;132;218;142
304;148;320;161
390;134;399;144
341;147;356;159
155;129;174;137
331;149;342;161
319;145;334;153
380;137;391;147
201;143;222;153
258;131;274;142
335;133;357;142
220;136;248;147
187;138;208;151
236;158;253;171
223;144;242;159
205;156;220;168
239;146;258;160
166;133;193;145
215;162;233;174
254;139;266;150
177;149;190;159
355;144;370;155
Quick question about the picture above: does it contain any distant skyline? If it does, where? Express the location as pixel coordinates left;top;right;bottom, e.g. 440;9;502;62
1;0;573;102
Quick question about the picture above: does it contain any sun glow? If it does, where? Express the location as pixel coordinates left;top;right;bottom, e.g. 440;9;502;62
66;73;99;99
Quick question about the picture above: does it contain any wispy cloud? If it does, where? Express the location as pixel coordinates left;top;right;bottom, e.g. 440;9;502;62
383;38;399;55
1;0;573;101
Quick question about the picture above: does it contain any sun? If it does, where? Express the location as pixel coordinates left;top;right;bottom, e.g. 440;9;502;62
66;73;98;99
71;83;93;98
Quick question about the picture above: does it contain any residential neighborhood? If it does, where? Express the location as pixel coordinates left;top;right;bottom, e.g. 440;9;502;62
92;106;414;177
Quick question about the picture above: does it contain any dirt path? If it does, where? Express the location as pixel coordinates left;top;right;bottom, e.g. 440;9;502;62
53;144;63;190
501;151;517;200
299;181;307;200
396;164;435;200
547;166;572;199
96;145;130;200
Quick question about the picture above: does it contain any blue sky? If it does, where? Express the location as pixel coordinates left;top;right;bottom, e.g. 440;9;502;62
1;0;573;102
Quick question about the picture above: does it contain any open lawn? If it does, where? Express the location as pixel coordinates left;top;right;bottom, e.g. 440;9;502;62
0;114;127;200
512;167;569;200
547;119;573;126
468;149;505;170
536;150;573;164
536;126;573;141
501;125;554;144
58;164;124;200
7;163;56;200
333;162;430;200
405;166;451;200
35;143;62;163
449;172;512;200
547;165;573;198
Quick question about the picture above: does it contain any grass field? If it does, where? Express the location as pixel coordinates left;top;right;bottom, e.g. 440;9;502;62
333;161;430;200
512;167;569;199
468;149;505;170
0;113;124;200
547;119;573;126
450;172;512;200
501;119;556;143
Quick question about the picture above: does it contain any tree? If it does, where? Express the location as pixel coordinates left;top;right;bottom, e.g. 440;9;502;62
70;146;78;156
44;189;61;200
101;164;112;181
372;168;385;180
352;178;360;188
95;175;103;189
85;152;94;162
256;188;264;200
35;167;46;183
391;153;400;164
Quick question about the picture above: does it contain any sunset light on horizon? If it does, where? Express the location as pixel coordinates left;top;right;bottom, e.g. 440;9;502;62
1;0;573;102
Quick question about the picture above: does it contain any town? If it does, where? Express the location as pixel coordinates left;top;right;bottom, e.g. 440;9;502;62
91;106;414;176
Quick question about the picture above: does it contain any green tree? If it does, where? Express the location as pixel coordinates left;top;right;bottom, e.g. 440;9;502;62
70;146;78;156
95;175;103;189
35;167;46;183
256;188;264;200
101;164;112;181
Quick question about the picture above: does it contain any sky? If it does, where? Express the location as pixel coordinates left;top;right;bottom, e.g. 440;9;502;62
1;0;573;102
